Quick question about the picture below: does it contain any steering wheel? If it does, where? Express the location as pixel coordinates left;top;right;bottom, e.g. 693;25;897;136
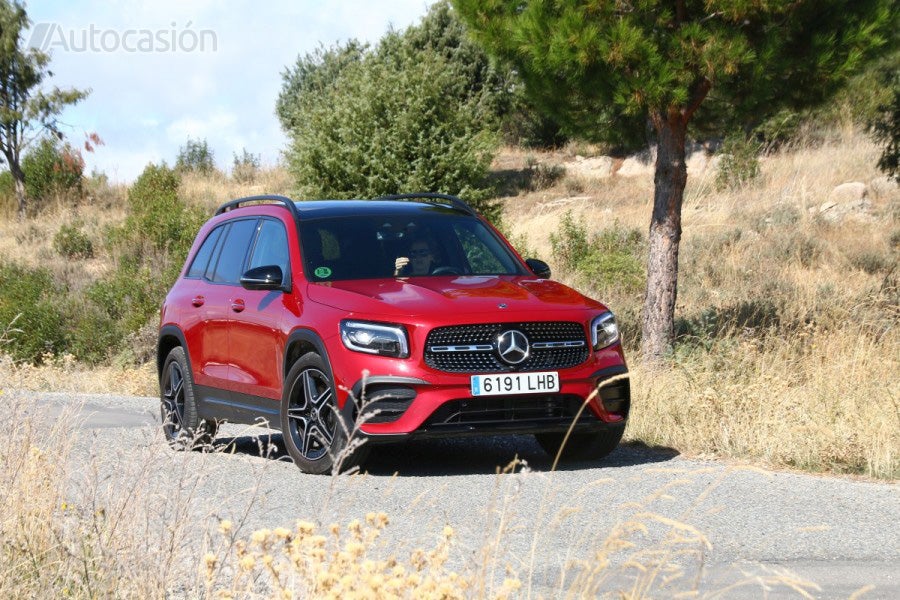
431;266;462;275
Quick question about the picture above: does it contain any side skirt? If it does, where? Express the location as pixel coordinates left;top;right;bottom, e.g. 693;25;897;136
195;385;281;429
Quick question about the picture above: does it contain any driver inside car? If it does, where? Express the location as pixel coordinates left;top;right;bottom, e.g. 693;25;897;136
394;237;436;276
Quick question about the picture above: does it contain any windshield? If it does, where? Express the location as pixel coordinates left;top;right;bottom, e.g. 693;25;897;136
300;213;527;281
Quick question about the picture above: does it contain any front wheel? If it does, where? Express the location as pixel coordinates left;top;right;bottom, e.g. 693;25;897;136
535;426;625;463
160;346;217;450
280;353;368;474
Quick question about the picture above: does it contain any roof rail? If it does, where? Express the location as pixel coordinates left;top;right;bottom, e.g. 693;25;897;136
373;192;477;216
215;195;300;220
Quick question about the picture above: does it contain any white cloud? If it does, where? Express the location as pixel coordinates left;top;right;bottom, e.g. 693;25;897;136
24;1;434;181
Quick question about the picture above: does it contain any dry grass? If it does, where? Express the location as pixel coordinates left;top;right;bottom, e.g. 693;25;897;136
504;128;899;480
1;129;897;480
179;167;294;213
1;391;823;598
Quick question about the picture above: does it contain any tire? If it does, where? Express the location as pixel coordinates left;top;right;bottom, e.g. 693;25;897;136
535;426;625;463
280;353;369;474
160;346;218;450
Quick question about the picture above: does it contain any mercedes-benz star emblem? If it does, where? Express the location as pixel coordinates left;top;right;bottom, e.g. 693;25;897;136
496;329;530;365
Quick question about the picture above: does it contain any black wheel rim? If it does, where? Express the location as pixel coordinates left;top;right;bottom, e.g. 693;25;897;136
286;367;337;461
161;360;186;438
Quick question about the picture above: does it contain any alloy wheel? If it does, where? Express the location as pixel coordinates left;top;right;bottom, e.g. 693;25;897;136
286;367;337;461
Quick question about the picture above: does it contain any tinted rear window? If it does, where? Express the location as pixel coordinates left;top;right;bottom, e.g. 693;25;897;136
210;219;258;284
186;226;223;279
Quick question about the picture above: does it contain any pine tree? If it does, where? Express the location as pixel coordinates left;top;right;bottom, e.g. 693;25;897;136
453;0;894;361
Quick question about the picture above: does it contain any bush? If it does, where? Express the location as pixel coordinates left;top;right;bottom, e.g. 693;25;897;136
550;212;645;292
0;263;66;363
284;45;500;219
523;157;565;191
52;223;94;259
90;163;205;363
232;148;261;183
716;132;761;190
278;3;506;221
175;138;215;175
116;163;202;260
20;138;84;211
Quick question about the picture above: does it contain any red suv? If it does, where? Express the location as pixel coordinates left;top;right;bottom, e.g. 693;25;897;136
157;194;629;473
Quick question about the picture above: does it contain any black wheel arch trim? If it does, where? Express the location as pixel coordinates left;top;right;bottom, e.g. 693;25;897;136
283;328;355;422
157;325;192;379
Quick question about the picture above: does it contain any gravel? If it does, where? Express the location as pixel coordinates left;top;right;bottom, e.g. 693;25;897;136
14;390;900;598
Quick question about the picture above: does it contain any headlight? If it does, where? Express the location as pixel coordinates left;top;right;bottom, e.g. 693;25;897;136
340;320;409;358
590;312;619;350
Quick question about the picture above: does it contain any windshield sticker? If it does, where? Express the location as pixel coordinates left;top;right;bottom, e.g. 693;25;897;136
314;266;332;279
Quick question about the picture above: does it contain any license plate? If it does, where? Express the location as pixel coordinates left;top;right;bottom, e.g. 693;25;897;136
470;371;560;396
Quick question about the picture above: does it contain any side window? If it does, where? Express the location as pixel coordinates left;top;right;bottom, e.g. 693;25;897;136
210;219;258;284
248;219;290;278
186;226;223;279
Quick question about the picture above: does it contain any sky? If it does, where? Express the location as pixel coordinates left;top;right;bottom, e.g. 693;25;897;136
25;1;434;182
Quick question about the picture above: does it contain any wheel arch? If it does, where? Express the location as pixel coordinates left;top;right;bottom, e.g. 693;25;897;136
157;325;191;380
283;328;353;415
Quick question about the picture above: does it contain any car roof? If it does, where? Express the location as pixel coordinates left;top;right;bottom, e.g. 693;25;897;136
214;194;478;223
290;199;472;219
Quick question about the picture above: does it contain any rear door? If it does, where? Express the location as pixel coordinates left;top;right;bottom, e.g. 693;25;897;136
229;217;294;401
199;218;258;392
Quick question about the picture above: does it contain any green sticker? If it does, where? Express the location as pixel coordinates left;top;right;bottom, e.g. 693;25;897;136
314;266;332;278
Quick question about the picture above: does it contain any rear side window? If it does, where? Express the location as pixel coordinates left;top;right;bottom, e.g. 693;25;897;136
209;219;258;284
186;226;223;279
248;219;290;278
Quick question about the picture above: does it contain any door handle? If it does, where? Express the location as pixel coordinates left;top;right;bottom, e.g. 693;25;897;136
191;295;205;307
231;299;245;313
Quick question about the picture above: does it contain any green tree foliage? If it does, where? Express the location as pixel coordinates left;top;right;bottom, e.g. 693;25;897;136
285;47;499;212
277;2;566;220
277;40;368;133
175;138;216;175
22;137;84;207
871;70;899;182
454;0;894;360
0;0;88;217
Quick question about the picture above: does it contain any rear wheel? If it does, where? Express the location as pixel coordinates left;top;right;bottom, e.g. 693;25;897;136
280;353;369;474
160;346;217;449
535;426;625;463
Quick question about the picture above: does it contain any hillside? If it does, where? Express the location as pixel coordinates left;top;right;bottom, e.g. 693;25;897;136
1;128;897;479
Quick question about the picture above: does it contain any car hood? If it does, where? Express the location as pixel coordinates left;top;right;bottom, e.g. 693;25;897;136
306;275;606;317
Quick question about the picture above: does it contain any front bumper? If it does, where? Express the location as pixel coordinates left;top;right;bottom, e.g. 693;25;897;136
347;363;630;441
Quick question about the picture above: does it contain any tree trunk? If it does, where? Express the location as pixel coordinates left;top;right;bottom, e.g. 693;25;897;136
640;112;688;362
9;160;26;219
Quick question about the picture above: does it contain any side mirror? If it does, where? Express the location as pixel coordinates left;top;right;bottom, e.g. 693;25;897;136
240;265;288;291
525;258;551;279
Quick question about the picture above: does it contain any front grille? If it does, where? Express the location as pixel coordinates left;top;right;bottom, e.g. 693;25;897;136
423;394;596;427
425;322;589;373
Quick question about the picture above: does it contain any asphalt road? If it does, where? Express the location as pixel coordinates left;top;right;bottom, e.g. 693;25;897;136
14;391;900;598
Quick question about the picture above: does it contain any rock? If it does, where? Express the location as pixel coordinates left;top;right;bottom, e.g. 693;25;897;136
568;156;613;178
617;156;653;177
829;181;867;203
818;183;873;223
